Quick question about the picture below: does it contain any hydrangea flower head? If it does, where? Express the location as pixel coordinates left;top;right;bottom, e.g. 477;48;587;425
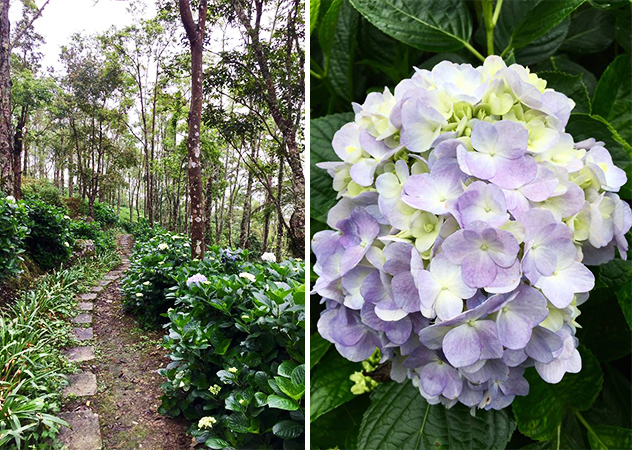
261;252;276;262
313;55;629;411
186;273;208;287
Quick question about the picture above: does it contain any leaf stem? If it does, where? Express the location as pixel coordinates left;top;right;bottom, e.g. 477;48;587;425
482;0;495;55
575;410;607;449
492;0;504;26
463;42;486;62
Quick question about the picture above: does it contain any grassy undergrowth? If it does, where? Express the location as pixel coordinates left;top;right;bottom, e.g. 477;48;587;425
0;246;120;449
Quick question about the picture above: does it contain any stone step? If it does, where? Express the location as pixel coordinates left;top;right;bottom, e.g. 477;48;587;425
79;302;93;311
73;327;94;341
79;293;97;301
64;372;97;397
72;313;92;324
98;280;111;286
65;346;95;362
90;285;104;293
58;409;102;450
104;274;119;281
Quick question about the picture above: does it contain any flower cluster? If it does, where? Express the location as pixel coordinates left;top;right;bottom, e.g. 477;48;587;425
186;273;208;287
313;56;631;410
262;252;277;262
198;416;217;429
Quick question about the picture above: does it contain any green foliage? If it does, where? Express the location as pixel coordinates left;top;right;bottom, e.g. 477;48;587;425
311;0;632;448
121;230;191;328
155;250;306;449
23;200;74;271
70;220;116;255
0;249;119;448
357;380;515;450
80;200;119;227
0;196;28;281
21;178;66;209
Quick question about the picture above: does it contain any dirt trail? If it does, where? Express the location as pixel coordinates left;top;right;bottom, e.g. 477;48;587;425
67;234;190;450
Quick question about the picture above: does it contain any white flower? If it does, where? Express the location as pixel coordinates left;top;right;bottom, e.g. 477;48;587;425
198;416;217;429
238;399;246;405
261;252;276;263
186;273;208;287
208;384;221;395
158;243;169;251
6;196;15;202
64;242;70;247
227;367;238;373
143;281;150;286
239;272;256;282
158;261;164;265
136;293;143;298
241;315;249;320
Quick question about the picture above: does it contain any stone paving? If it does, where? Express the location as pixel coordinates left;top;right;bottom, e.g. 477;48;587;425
60;234;133;449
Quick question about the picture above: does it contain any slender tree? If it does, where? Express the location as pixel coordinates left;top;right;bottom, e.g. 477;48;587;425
0;0;12;193
178;0;207;259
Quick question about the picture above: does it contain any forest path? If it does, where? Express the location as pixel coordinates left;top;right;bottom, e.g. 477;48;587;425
60;235;190;450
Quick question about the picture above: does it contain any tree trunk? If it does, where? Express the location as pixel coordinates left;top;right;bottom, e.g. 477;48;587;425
239;168;253;248
179;0;207;259
12;106;27;199
0;0;12;194
275;157;284;261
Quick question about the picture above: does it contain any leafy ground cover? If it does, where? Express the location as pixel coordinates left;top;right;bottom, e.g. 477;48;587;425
122;227;306;449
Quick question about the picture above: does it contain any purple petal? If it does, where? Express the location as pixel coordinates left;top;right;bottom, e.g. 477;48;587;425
489;155;538;190
443;324;482;367
391;272;421;313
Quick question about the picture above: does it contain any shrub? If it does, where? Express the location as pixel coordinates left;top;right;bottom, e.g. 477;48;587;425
70;220;115;255
21;178;65;208
127;217;157;241
120;230;191;328
0;196;28;281
79;201;118;227
158;254;306;449
23;200;74;271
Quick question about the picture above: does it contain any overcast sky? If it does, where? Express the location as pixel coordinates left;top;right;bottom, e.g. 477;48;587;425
9;0;156;72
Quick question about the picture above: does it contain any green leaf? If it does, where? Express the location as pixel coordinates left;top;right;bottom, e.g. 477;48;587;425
291;364;305;388
272;420;305;440
348;0;474;53
533;55;598;95
310;0;321;35
538;71;591;114
310;348;361;422
585;364;632;429
521;413;589;449
311;394;371;450
509;0;586;50
310;332;331;369
615;7;631;53
310;113;354;223
357;380;515;449
587;425;632;449
226;413;259;434
278;360;298;378
577;285;632;361
592;55;632;146
598;259;632;329
267;394;299;411
275;376;305;401
205;437;231;449
329;0;359;101
561;7;615;54
566;113;632;199
515;18;570;65
318;0;343;58
513;346;603;441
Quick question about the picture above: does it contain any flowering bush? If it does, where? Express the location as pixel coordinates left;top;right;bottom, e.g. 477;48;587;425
0;196;28;281
121;230;191;328
70;220;115;255
23;200;74;271
158;255;306;449
313;55;631;413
